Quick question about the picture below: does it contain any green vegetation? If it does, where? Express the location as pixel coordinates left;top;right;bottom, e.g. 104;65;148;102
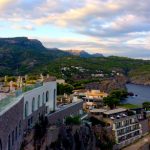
110;89;128;100
0;37;70;76
1;37;150;86
142;101;150;110
65;116;81;125
57;83;74;95
119;103;140;109
103;89;128;109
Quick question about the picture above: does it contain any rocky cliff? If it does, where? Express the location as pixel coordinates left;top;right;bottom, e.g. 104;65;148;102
99;76;128;93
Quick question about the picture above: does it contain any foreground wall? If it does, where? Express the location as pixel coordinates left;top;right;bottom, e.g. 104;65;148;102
0;98;24;150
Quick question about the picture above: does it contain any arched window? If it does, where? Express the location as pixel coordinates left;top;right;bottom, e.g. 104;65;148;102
32;97;35;112
8;135;11;150
0;139;2;150
38;95;40;108
19;120;21;136
25;101;29;118
53;89;56;110
42;92;44;104
15;126;18;140
46;91;49;102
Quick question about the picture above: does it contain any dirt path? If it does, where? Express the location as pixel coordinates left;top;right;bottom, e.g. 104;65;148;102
123;133;150;150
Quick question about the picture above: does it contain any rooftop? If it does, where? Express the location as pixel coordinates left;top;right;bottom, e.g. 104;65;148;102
103;108;127;115
90;108;107;113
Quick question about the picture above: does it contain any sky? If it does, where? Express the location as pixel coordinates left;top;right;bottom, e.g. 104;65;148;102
0;0;150;59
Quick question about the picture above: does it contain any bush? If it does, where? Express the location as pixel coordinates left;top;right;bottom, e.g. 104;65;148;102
65;116;81;125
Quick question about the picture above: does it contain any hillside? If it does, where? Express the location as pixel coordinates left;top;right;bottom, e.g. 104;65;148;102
0;37;150;85
0;37;70;76
32;56;150;85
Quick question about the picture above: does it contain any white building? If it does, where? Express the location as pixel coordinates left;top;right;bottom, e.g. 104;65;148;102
24;79;57;119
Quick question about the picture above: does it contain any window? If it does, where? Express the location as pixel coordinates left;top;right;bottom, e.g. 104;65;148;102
32;98;35;112
15;126;18;141
12;131;14;145
28;119;30;127
31;117;33;126
25;101;29;118
42;92;44;104
0;139;2;150
38;95;40;108
46;91;49;102
19;120;21;136
8;135;11;150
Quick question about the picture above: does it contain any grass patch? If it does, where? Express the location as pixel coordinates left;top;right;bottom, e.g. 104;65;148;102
119;103;140;109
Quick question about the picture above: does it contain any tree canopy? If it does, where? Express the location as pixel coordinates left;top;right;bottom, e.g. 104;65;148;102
142;101;150;110
103;89;128;109
57;83;74;95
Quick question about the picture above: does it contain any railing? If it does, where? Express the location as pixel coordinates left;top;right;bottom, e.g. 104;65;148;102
0;82;43;113
0;95;18;112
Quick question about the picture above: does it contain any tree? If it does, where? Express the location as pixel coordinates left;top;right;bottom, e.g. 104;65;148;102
104;89;128;109
57;83;74;95
65;116;81;125
142;102;150;111
110;89;128;100
103;96;120;109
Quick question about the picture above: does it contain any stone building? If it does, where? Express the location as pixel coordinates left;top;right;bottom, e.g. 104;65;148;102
0;78;57;150
0;77;84;150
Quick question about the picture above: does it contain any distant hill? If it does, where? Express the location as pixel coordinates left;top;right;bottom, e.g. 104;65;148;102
66;50;104;58
0;37;150;85
0;37;70;76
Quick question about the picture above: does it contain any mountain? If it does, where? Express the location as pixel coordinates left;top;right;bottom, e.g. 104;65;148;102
92;53;104;57
0;37;70;76
66;50;104;58
0;37;150;86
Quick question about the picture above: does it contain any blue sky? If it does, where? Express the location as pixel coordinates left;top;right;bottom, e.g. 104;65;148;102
0;0;150;59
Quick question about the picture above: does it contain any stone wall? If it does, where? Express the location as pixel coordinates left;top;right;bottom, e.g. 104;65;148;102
48;101;83;125
23;104;46;131
0;98;24;150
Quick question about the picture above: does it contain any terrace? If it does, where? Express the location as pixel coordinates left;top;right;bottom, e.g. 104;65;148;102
0;82;43;114
0;75;56;114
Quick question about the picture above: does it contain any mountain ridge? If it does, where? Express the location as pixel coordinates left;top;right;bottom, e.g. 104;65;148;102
0;37;150;86
66;50;104;58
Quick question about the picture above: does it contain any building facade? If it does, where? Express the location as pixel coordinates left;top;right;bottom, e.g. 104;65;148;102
90;108;149;149
0;77;84;150
113;115;142;149
0;78;57;150
0;97;24;150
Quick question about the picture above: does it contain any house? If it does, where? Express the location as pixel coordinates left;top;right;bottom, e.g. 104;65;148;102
90;107;149;149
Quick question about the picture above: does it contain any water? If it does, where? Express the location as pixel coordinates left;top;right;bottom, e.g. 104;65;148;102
123;83;150;105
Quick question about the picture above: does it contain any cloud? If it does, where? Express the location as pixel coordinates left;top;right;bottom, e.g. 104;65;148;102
0;0;150;58
0;0;20;11
12;24;35;30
